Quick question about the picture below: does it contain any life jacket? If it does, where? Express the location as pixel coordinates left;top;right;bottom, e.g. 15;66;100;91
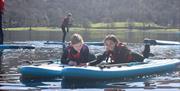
67;46;80;60
108;43;134;63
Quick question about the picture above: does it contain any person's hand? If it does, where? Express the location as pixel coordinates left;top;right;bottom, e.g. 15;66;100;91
68;61;77;66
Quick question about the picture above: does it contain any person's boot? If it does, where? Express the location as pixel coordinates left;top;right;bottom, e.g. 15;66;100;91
142;44;150;58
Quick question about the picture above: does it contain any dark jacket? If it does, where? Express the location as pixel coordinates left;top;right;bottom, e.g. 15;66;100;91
61;17;71;27
104;43;134;63
61;44;90;65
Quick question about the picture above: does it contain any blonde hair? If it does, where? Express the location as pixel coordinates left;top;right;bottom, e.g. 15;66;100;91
104;34;119;44
70;33;84;44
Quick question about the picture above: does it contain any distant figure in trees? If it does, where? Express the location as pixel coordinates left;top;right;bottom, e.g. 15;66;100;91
61;13;73;43
0;0;4;44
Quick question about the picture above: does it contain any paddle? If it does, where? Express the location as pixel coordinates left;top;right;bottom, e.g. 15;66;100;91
44;41;104;46
0;44;35;49
97;61;148;69
22;59;61;65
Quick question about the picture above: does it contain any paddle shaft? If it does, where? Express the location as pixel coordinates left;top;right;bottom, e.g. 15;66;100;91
0;45;35;49
97;62;147;68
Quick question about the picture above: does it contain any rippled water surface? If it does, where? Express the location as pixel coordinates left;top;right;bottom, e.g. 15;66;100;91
0;41;179;91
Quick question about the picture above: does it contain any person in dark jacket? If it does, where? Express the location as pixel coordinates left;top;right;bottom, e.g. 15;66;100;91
61;13;72;43
61;33;95;66
0;0;4;44
89;34;151;66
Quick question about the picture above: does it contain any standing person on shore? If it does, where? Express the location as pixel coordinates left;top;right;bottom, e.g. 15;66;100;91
61;13;73;43
0;0;4;44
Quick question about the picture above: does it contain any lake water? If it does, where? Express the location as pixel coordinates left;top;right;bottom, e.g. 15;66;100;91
0;41;180;91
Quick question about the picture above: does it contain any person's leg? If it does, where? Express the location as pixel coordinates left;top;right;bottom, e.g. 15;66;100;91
88;54;105;66
0;13;3;44
66;27;69;33
0;12;3;72
61;27;66;43
0;50;3;73
0;30;3;44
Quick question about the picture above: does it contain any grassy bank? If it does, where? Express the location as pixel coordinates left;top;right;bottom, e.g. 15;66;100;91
3;22;180;42
4;21;180;31
4;28;180;42
90;22;162;28
4;26;180;33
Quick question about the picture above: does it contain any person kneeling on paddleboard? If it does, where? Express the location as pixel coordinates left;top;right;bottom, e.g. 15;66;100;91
89;34;152;66
61;33;95;66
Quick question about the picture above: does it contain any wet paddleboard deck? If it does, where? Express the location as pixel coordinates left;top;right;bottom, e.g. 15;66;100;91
61;59;180;79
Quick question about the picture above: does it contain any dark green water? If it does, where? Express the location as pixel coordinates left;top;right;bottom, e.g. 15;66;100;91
0;41;179;91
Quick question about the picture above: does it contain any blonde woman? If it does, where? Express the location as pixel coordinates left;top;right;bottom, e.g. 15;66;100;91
61;33;95;66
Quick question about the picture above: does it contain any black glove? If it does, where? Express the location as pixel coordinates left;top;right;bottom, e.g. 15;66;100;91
89;54;105;66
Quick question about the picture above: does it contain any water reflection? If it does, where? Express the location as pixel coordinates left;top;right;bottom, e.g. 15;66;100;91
14;71;180;90
20;76;62;89
19;74;152;89
60;76;151;89
60;71;180;89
